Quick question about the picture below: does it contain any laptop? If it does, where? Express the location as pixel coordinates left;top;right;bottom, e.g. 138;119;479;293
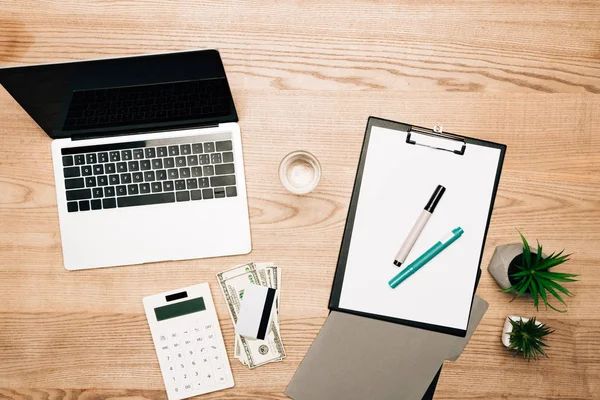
0;49;251;270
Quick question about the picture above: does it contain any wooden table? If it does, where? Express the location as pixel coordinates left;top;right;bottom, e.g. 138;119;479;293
1;1;599;399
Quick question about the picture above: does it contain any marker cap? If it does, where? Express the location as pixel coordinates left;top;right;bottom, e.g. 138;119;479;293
424;185;446;213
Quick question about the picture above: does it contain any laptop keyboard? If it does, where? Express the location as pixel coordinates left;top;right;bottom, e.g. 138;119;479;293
61;135;237;213
63;78;231;131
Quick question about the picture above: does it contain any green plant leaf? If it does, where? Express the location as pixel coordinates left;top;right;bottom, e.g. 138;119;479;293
537;278;567;312
516;276;532;298
543;278;573;297
536;279;549;310
536;271;577;282
511;270;532;278
535;240;542;266
534;253;572;271
519;231;531;269
530;278;539;310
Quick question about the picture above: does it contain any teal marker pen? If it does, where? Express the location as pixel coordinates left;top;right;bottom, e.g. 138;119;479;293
388;227;464;289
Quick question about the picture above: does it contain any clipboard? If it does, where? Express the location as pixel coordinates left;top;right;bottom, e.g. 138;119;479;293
328;117;506;337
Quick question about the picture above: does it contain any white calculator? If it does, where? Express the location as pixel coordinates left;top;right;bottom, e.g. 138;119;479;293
143;283;234;399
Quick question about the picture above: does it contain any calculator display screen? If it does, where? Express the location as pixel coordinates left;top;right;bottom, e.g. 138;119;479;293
154;297;206;321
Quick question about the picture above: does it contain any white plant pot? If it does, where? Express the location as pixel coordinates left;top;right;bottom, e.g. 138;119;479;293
501;315;543;348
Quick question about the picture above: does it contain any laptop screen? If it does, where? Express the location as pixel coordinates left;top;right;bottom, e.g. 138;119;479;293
0;49;238;139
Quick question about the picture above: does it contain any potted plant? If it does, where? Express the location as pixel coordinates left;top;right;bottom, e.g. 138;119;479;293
488;232;577;312
502;316;553;361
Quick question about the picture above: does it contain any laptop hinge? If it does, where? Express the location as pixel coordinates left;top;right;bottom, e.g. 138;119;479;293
71;123;220;141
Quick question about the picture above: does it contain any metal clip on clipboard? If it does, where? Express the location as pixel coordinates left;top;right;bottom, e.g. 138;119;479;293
406;124;467;155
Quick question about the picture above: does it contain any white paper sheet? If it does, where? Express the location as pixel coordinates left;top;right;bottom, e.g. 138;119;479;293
338;126;501;332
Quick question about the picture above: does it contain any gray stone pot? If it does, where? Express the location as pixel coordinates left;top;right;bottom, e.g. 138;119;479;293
488;243;546;290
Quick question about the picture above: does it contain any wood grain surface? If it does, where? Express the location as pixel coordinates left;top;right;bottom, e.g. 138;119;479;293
1;0;599;399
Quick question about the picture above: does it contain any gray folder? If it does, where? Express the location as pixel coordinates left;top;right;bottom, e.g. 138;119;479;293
285;296;488;400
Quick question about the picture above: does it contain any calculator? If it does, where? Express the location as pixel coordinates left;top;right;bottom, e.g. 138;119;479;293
143;283;234;399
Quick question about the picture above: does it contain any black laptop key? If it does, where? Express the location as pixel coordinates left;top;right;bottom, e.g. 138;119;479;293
98;152;109;163
116;185;127;196
133;172;143;183
103;197;117;209
192;143;203;154
176;191;190;202
117;162;127;173
152;159;163;169
67;201;78;212
210;175;236;187
109;174;120;185
97;175;108;186
121;173;132;184
79;200;90;211
176;156;186;167
105;163;116;174
66;189;92;201
215;163;235;175
144;170;156;181
226;186;237;197
93;164;104;175
74;155;86;165
199;154;210;165
85;177;97;187
168;169;179;179
222;152;234;163
187;155;198;166
214;187;226;198
168;145;179;156
202;188;214;199
86;153;97;164
91;199;102;210
175;180;186;190
151;182;162;193
122;150;133;160
203;166;215;176
139;183;151;194
65;178;84;189
199;178;209;188
128;184;139;195
156;170;167;180
191;190;202;200
157;146;168;157
211;153;222;164
118;193;175;207
186;178;198;190
62;155;74;166
145;148;156;158
64;167;81;178
164;157;175;168
109;151;120;162
128;161;140;172
163;181;174;191
181;144;191;155
133;149;144;159
93;188;104;198
140;160;151;171
216;140;233;152
204;142;215;153
81;166;93;176
180;168;190;178
104;186;115;197
192;167;203;177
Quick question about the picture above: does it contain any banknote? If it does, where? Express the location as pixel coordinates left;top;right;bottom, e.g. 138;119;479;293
217;262;285;368
235;262;282;362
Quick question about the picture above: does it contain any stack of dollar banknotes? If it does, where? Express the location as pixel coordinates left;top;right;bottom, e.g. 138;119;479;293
216;262;286;369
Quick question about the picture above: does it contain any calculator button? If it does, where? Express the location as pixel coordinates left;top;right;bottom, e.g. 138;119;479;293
203;370;216;387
